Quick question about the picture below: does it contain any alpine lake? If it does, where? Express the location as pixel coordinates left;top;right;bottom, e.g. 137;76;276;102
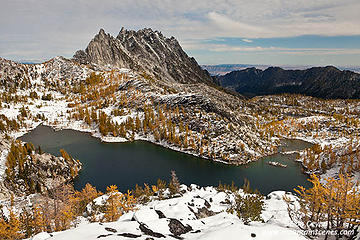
19;125;313;195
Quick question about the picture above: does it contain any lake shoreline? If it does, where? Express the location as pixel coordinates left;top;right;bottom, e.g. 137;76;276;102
18;123;315;167
19;125;313;195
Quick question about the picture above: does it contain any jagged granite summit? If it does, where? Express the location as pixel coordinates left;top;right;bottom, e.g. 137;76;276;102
73;28;213;84
216;66;360;99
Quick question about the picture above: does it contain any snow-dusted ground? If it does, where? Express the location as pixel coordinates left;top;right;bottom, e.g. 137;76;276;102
1;76;358;186
30;185;306;240
0;149;9;181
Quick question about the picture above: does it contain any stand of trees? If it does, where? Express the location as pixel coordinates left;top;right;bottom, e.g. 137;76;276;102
302;144;360;174
285;174;360;239
71;102;222;161
218;179;264;225
0;183;138;239
0;171;183;239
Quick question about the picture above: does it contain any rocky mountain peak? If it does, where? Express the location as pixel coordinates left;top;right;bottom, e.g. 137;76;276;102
93;28;111;42
73;27;213;84
98;28;106;36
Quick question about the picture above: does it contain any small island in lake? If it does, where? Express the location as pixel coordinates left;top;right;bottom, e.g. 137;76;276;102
268;161;287;168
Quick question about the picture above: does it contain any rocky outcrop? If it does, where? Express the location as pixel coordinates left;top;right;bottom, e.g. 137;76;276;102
37;56;90;83
73;28;213;85
4;145;82;196
217;66;360;99
168;218;193;236
117;233;141;238
155;93;230;119
0;57;29;89
139;222;166;238
0;56;90;88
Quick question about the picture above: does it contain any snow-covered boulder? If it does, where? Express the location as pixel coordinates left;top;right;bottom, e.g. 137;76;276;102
31;232;51;240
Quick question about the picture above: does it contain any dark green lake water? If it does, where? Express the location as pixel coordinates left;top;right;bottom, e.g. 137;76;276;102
19;125;313;195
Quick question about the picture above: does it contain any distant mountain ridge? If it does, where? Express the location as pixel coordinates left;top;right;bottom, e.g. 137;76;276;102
202;64;277;76
203;64;360;76
216;66;360;99
73;28;213;85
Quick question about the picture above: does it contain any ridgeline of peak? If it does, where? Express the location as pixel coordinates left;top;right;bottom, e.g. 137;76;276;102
216;66;360;99
73;28;213;84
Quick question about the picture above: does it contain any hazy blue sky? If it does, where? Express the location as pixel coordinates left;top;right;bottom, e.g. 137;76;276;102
1;0;359;66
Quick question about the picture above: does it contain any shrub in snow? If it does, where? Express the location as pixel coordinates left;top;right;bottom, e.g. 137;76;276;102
233;193;264;225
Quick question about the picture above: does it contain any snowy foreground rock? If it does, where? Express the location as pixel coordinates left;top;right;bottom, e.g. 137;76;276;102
31;185;305;240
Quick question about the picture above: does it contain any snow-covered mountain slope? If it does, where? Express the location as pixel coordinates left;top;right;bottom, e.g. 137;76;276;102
30;185;305;240
0;54;277;167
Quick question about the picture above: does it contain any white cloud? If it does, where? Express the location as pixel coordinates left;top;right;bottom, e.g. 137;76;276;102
206;12;271;38
0;0;359;62
210;46;272;52
280;48;360;56
242;39;253;43
184;42;360;56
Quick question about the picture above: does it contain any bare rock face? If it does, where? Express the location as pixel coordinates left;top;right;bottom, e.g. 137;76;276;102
73;28;213;85
168;218;193;236
74;29;136;70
